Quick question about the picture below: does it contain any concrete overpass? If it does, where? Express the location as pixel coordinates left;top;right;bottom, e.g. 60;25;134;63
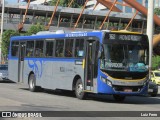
0;3;147;32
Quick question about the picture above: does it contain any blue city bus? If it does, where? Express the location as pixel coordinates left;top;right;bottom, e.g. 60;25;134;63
8;30;149;101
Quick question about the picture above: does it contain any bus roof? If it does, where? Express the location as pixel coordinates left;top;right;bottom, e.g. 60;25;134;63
10;31;103;41
10;30;145;41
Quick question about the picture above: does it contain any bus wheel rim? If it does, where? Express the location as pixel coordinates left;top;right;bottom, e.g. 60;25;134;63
77;83;83;96
30;78;34;89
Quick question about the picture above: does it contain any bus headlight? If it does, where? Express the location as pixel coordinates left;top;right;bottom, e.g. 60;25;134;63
100;76;112;87
100;76;106;83
106;80;112;87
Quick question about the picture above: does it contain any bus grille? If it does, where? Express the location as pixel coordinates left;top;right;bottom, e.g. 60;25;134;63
113;85;143;92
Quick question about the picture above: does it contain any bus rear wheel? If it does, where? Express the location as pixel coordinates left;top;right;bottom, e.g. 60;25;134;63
75;79;87;100
113;95;125;102
29;74;40;92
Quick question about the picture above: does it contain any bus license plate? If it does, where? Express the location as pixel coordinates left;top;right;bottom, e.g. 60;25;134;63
124;89;132;92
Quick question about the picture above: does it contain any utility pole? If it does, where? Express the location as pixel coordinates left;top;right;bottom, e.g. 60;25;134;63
147;0;154;79
0;0;5;64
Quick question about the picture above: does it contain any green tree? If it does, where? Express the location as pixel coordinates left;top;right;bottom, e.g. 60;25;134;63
154;8;160;15
26;23;45;35
2;30;20;57
152;55;160;70
48;0;82;8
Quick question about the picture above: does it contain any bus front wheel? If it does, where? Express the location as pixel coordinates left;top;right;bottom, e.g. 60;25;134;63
113;95;125;102
75;79;87;100
29;74;40;92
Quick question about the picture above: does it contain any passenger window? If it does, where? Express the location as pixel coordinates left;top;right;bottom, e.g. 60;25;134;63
65;39;74;57
26;41;34;57
55;40;64;57
45;41;54;57
74;39;84;57
11;41;19;57
35;40;44;57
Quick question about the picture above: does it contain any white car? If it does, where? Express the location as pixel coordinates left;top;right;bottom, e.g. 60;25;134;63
0;64;8;80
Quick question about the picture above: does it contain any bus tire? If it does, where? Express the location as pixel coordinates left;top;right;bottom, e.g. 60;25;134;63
29;74;40;92
113;95;125;102
75;79;87;100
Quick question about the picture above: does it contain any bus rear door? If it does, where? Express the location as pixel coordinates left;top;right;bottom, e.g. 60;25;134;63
18;42;26;82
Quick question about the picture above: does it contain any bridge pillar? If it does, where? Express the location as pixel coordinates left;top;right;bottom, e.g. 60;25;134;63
70;15;73;28
94;16;97;30
32;11;35;25
82;16;85;29
57;13;61;28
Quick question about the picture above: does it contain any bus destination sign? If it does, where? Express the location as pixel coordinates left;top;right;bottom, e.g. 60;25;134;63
109;34;142;41
65;32;88;37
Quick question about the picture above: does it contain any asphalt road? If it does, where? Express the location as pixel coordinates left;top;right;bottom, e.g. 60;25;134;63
0;81;160;120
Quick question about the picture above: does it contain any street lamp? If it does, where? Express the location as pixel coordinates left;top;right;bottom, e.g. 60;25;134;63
0;0;5;64
147;0;154;79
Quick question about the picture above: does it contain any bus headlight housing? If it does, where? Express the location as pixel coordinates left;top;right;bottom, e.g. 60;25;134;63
106;80;112;87
100;76;112;87
100;76;106;83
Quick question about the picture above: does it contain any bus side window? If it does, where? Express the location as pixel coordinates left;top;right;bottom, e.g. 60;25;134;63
65;39;74;57
45;41;54;57
35;40;44;57
55;39;64;57
26;41;34;57
74;39;84;57
11;41;19;57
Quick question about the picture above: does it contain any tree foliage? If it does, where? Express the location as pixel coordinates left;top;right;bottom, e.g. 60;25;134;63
2;23;45;57
154;8;160;15
152;55;160;70
2;30;20;57
48;0;83;8
26;23;45;35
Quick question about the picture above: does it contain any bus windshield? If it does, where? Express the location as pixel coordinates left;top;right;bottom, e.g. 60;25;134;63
100;43;149;72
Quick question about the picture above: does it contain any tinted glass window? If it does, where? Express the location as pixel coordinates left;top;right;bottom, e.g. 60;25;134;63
74;39;84;57
35;41;44;57
11;41;19;57
45;41;54;57
55;40;64;57
65;39;74;57
26;41;34;57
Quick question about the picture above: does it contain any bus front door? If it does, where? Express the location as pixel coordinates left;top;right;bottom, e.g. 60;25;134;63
18;42;26;82
84;40;99;91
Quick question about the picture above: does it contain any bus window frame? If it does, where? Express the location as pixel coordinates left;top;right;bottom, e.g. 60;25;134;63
55;39;65;58
64;38;74;58
25;40;35;58
19;41;27;60
11;40;20;58
44;39;55;58
34;39;45;58
74;37;85;58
